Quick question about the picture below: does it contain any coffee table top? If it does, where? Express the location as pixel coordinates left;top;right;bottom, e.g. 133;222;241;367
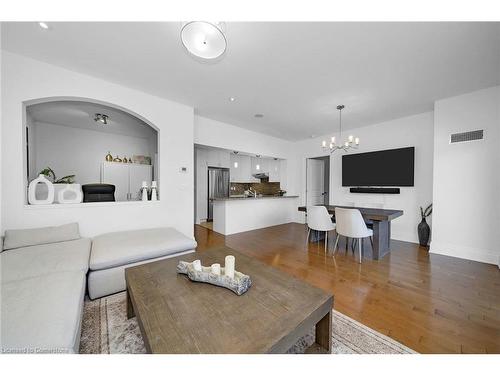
125;246;333;353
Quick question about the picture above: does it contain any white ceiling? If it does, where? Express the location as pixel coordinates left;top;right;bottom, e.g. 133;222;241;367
27;101;157;139
3;22;500;141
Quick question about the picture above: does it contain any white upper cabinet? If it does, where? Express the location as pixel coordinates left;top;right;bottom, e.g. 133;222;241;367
230;154;239;182
230;154;253;182
207;149;230;168
200;147;285;184
268;159;281;182
251;157;269;175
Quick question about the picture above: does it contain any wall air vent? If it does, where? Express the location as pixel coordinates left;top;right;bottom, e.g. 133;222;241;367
450;130;484;144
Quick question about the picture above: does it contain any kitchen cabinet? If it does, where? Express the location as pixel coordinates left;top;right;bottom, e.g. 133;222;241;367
251;157;269;175
101;162;152;201
268;159;281;182
230;154;239;182
230;154;254;182
207;149;230;168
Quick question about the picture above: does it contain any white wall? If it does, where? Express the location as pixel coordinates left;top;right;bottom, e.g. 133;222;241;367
294;112;435;243
194;116;293;159
431;86;500;265
33;121;153;185
0;24;2;234
1;51;194;238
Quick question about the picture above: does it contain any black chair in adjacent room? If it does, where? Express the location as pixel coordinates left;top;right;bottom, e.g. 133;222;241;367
82;184;116;202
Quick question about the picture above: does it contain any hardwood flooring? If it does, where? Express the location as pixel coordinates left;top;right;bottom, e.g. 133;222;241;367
198;221;213;230
194;223;500;354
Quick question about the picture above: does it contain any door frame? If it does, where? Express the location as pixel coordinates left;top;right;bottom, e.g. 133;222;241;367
305;155;331;207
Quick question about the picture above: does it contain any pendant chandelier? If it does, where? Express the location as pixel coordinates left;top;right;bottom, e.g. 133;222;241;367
322;105;359;153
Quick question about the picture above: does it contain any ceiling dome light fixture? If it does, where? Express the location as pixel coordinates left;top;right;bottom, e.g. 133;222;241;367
38;22;49;30
322;105;359;154
94;113;109;125
181;21;227;60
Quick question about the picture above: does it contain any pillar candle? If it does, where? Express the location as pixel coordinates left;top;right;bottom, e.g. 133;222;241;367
193;260;202;272
211;263;221;275
225;255;235;278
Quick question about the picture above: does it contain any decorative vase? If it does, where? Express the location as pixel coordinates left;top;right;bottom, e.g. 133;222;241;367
417;218;430;247
150;180;158;201
141;181;149;201
105;151;113;162
28;174;55;205
56;184;83;204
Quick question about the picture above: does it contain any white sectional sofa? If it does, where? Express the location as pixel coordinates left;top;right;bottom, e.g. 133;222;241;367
1;223;90;353
1;223;197;354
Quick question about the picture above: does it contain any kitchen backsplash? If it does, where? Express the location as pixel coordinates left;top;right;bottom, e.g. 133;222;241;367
230;181;281;196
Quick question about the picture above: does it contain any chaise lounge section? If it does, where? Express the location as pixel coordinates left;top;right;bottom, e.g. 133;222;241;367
88;227;197;299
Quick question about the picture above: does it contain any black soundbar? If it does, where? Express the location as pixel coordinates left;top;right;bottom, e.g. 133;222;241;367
349;187;400;194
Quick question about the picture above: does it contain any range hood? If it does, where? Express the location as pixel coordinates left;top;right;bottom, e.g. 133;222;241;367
252;172;269;180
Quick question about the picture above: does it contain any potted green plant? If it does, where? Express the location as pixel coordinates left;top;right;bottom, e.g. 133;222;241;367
418;203;433;247
39;167;75;184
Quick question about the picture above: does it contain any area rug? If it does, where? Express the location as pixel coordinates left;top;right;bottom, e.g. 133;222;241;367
79;292;416;354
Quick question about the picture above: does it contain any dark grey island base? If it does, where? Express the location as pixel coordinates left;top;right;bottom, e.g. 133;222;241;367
298;205;403;260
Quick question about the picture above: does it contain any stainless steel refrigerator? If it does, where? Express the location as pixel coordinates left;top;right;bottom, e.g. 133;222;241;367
207;167;230;221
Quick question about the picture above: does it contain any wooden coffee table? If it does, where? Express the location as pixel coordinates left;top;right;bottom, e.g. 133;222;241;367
125;246;334;354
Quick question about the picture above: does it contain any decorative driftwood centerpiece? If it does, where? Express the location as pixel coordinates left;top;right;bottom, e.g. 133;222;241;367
176;256;252;296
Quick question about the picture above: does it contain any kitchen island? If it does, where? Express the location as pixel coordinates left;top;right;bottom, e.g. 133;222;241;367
212;195;299;235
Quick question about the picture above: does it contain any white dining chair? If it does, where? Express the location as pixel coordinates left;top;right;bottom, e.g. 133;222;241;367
338;202;355;251
306;206;336;253
333;207;373;263
351;202;384;250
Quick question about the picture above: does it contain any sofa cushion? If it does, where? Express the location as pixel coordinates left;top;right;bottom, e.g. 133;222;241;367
1;271;86;354
88;249;195;299
90;227;197;271
2;222;80;251
1;238;91;283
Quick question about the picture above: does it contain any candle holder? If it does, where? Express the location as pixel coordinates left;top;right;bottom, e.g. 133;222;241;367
176;259;252;296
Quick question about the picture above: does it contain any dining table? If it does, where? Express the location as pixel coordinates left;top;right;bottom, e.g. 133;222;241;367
298;205;404;260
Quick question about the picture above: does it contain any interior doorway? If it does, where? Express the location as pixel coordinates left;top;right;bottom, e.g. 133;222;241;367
306;156;330;206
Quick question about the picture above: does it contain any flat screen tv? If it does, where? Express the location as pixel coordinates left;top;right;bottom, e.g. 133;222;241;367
342;147;414;187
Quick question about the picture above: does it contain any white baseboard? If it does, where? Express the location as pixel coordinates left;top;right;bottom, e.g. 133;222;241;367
430;241;499;266
391;231;419;244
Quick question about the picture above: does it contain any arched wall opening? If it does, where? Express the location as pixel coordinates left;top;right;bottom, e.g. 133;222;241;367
23;97;160;204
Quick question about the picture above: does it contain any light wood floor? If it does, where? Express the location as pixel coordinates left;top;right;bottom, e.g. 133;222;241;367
194;223;500;354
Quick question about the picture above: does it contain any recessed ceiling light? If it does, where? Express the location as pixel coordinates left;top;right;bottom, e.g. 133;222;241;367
229;97;236;102
38;22;49;30
181;21;227;60
254;114;264;118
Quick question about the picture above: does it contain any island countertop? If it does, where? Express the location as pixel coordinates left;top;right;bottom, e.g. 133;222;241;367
212;195;299;201
212;195;299;235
